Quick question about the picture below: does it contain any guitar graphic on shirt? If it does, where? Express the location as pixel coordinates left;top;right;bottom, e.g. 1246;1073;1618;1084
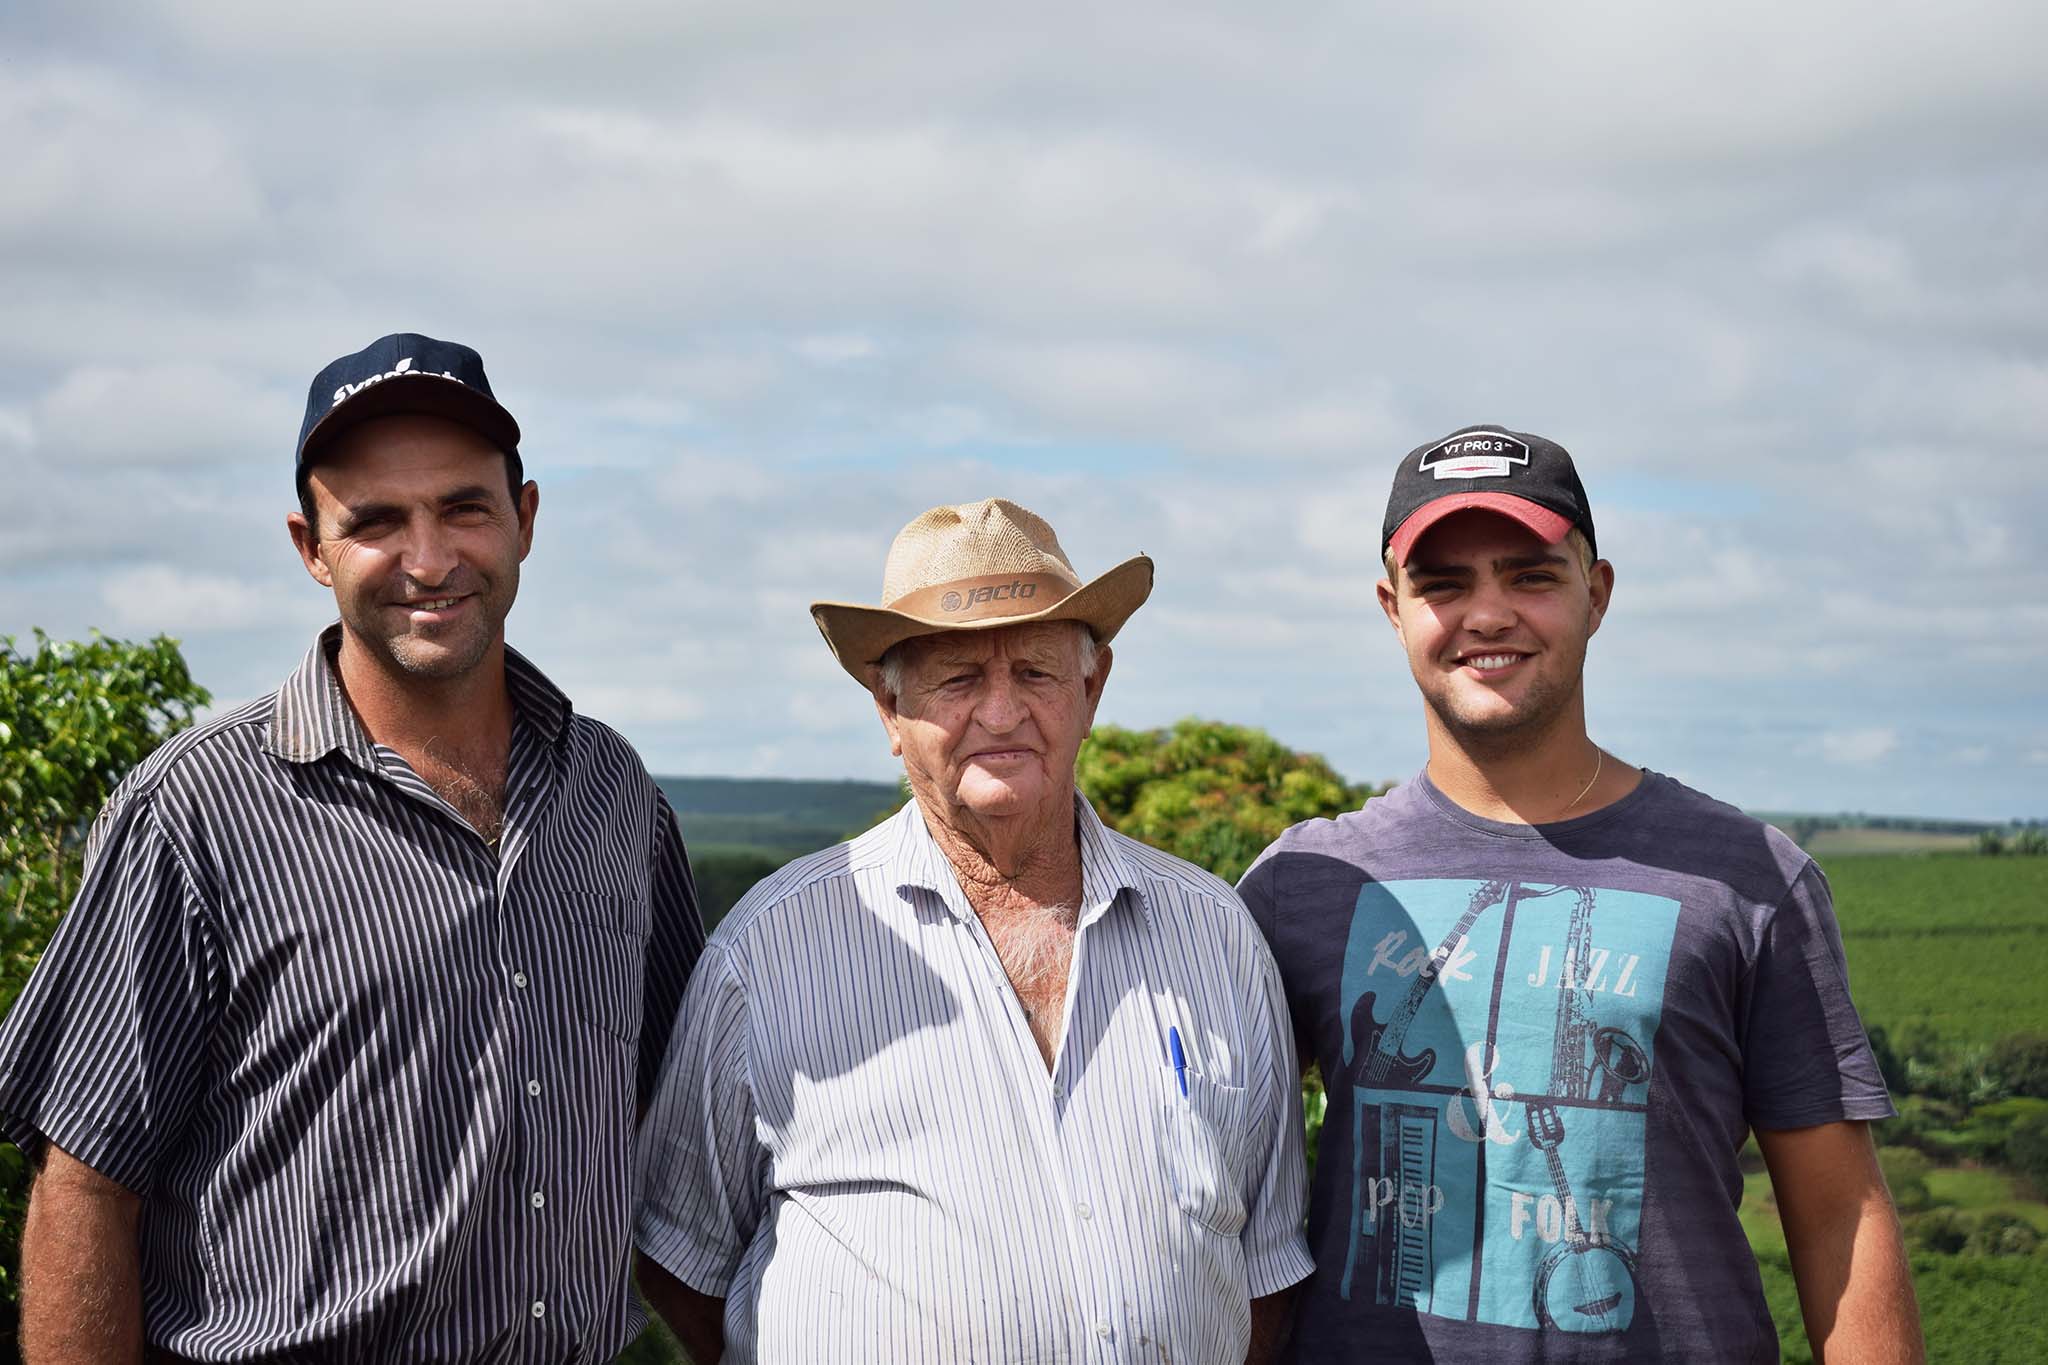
1350;879;1510;1090
1344;880;1510;1305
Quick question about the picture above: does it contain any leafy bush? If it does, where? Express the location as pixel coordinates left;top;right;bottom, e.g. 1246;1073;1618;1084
1877;1145;1934;1213
0;632;209;1334
2008;1110;2048;1193
1965;1211;2042;1258
1989;1033;2048;1100
1077;718;1380;884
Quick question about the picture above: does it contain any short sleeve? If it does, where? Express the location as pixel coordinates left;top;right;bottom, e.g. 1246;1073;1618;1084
636;943;767;1295
1237;844;1281;942
640;788;709;1108
0;795;216;1194
1237;939;1316;1296
1741;861;1895;1130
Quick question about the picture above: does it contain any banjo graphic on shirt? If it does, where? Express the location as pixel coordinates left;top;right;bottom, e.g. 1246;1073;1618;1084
1338;877;1681;1333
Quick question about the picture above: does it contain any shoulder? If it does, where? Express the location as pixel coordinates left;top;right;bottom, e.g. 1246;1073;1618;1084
1106;829;1275;957
1242;781;1422;894
707;819;896;951
1110;827;1242;910
562;712;657;782
108;694;276;810
1623;771;1817;899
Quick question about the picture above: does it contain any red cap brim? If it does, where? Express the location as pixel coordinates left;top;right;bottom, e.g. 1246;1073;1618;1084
1388;493;1574;565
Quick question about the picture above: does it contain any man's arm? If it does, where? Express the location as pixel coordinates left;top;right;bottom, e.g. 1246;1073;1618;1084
1246;1286;1297;1365
1757;1120;1922;1364
21;1145;144;1364
638;1253;726;1365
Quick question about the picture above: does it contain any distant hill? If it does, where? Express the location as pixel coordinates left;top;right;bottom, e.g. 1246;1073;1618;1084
659;775;902;856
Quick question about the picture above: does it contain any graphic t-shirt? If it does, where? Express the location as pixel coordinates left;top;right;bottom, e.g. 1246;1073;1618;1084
1238;770;1893;1363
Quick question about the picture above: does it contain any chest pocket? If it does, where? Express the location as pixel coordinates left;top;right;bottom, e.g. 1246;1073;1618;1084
563;894;650;1042
1157;1067;1249;1236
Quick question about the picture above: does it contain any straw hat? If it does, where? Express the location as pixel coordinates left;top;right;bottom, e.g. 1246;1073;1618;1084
810;498;1154;684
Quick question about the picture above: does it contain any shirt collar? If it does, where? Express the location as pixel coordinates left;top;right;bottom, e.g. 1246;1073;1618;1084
890;790;1152;931
264;623;573;765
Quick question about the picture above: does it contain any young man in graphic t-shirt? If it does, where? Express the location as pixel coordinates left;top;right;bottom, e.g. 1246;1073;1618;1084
1239;426;1922;1363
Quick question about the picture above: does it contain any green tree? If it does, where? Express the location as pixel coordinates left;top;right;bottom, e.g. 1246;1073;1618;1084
2008;1110;2048;1193
1076;718;1383;884
0;631;209;1332
1990;1034;2048;1099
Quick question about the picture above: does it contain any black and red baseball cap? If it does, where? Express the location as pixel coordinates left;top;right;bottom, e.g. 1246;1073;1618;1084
295;332;520;477
1381;424;1596;565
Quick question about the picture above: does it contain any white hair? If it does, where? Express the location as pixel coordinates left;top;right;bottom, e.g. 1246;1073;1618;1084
876;620;1098;700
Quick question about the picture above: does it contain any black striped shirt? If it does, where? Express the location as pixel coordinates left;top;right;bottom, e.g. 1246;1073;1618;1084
0;627;705;1363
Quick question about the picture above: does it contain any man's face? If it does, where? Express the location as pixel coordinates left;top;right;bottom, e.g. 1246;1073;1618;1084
288;413;537;682
876;622;1110;827
1376;510;1612;746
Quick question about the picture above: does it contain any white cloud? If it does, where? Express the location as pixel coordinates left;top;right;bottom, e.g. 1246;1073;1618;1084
1814;727;1902;765
35;363;295;466
0;65;267;259
99;565;308;634
795;333;878;365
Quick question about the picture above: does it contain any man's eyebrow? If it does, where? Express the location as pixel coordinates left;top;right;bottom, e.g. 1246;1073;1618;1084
439;484;498;506
1408;551;1568;577
333;500;402;534
1498;551;1569;571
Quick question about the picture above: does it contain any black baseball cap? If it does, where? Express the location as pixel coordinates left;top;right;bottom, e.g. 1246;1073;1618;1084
295;332;521;476
1381;424;1596;565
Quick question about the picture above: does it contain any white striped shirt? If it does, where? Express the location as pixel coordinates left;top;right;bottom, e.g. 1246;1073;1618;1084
0;628;705;1363
636;795;1314;1364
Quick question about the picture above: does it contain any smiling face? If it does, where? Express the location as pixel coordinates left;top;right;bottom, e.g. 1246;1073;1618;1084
288;413;537;683
1377;510;1612;751
874;621;1110;837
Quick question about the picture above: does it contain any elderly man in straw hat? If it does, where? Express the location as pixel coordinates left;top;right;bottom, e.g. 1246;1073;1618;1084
635;498;1314;1363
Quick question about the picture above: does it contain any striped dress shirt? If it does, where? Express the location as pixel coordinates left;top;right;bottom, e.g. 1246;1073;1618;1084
636;795;1314;1363
0;627;705;1363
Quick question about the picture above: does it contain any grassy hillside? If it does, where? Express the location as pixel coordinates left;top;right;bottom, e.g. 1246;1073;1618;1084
1829;853;2048;1047
1748;851;2048;1363
660;775;900;857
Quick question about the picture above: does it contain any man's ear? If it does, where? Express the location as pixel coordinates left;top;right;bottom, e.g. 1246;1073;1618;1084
1376;575;1403;641
1082;644;1113;722
1586;559;1615;636
287;511;334;588
516;480;539;560
869;670;905;758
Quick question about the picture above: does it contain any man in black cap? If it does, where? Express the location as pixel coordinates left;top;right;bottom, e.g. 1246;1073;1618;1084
1240;426;1922;1362
0;333;705;1362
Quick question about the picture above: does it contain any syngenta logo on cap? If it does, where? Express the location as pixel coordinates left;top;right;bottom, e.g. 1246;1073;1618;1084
331;357;458;406
1419;431;1530;481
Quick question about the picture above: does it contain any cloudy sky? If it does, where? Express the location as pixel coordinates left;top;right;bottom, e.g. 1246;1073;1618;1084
3;2;2045;821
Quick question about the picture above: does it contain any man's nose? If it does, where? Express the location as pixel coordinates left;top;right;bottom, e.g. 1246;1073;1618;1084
399;515;460;587
975;671;1027;731
1463;580;1518;635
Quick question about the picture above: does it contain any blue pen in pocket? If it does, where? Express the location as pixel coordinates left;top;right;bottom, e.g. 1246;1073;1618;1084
1168;1025;1188;1097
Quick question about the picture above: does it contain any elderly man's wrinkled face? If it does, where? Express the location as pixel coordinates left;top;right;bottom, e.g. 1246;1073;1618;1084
876;621;1110;830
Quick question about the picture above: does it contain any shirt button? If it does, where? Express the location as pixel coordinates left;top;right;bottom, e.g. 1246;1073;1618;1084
531;1189;545;1209
1094;1320;1112;1340
1076;1201;1093;1220
526;1079;541;1097
531;1300;546;1319
512;971;528;989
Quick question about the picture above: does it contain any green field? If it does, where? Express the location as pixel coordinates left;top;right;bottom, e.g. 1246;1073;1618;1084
659;775;900;856
1739;851;2048;1363
1827;853;2048;1046
1803;827;1979;858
